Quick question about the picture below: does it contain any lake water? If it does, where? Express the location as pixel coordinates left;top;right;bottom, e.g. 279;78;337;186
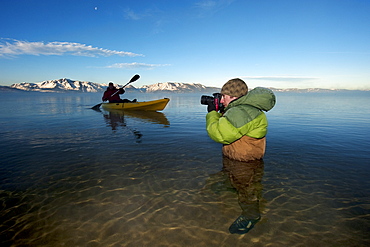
0;91;369;246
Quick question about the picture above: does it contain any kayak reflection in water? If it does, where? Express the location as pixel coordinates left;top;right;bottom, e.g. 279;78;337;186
102;82;137;103
206;156;264;234
103;110;142;143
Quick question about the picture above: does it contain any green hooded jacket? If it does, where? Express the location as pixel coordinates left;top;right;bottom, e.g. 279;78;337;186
206;87;276;144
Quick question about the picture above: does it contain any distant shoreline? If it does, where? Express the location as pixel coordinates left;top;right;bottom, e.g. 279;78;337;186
1;85;368;93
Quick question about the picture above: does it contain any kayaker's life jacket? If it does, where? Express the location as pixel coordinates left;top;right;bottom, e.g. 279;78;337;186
102;88;125;102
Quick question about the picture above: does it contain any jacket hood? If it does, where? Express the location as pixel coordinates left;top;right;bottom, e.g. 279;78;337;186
226;87;276;112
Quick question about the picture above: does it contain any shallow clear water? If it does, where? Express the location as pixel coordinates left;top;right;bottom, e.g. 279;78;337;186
1;91;369;246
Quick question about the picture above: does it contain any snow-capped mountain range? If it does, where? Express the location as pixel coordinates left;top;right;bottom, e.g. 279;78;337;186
1;78;366;93
10;78;103;92
6;78;220;93
139;82;215;93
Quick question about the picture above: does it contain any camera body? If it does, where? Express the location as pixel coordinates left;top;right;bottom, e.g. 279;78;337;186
201;93;224;112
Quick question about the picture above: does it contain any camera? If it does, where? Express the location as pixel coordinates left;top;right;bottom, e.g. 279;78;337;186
201;93;224;112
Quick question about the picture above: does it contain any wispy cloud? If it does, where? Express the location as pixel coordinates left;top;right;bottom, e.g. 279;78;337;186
123;7;165;34
241;76;318;82
105;62;171;70
0;39;143;58
123;7;159;21
194;0;234;16
124;8;142;20
196;0;218;9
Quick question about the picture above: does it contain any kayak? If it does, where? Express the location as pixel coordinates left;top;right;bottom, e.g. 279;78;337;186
101;98;170;111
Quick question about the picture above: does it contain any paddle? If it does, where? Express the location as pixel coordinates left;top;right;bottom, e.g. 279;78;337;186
91;74;140;110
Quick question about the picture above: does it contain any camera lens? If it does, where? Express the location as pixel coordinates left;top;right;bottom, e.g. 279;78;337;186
201;95;213;105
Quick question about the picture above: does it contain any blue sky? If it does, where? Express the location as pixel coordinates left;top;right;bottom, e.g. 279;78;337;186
1;0;369;89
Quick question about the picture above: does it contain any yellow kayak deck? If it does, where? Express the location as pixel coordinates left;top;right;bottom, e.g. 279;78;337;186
102;98;170;111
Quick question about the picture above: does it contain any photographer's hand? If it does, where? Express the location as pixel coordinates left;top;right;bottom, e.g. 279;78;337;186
207;102;216;112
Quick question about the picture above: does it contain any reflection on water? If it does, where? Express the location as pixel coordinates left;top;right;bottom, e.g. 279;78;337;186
93;108;170;143
103;109;170;127
100;109;143;143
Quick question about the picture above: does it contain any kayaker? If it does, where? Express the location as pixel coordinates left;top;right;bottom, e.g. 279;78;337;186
102;82;136;103
204;78;276;234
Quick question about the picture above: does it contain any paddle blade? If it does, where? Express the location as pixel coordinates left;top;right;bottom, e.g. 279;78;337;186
91;103;102;110
130;74;140;82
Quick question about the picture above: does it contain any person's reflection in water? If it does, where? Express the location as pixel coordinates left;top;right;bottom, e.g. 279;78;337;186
103;111;142;143
220;156;264;234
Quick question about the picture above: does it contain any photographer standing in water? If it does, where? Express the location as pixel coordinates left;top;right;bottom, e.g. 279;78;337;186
203;78;275;234
204;78;276;161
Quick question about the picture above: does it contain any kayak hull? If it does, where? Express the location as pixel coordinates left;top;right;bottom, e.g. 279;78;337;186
102;98;170;111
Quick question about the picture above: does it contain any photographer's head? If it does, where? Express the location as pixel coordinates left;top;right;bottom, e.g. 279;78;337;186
220;78;248;107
